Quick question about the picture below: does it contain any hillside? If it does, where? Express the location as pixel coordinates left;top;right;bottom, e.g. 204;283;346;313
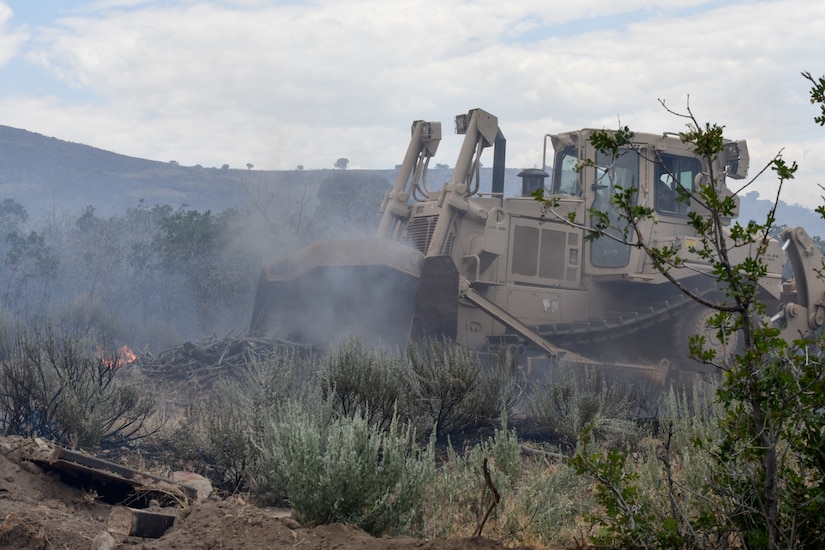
0;125;308;215
0;124;821;236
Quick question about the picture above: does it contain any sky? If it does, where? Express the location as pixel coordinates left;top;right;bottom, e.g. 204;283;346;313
0;0;824;205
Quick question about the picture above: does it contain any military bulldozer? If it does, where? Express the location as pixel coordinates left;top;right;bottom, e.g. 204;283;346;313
250;108;825;378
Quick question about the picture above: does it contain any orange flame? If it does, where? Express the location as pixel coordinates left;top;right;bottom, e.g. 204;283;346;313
97;344;138;369
119;345;137;363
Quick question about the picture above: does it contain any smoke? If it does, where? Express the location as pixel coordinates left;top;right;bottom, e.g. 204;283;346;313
0;170;395;354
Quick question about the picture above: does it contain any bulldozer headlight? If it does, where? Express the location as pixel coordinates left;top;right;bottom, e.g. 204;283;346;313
455;113;469;135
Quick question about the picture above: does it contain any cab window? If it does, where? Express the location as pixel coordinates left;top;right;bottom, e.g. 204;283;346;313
590;148;639;267
552;145;581;195
655;153;700;216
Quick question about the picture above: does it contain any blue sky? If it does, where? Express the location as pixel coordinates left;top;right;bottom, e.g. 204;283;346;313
1;0;824;205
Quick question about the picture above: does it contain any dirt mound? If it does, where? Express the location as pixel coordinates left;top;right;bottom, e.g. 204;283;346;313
0;437;534;550
140;497;522;550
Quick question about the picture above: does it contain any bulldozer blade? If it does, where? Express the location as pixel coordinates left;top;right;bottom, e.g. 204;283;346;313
250;238;424;349
410;255;459;341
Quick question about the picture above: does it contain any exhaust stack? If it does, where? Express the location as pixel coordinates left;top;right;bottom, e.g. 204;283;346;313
492;129;506;195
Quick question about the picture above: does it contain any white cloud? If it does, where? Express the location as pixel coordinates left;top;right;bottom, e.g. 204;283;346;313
0;0;823;204
0;2;28;67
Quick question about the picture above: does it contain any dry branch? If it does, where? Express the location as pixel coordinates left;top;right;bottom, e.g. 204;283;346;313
132;335;312;386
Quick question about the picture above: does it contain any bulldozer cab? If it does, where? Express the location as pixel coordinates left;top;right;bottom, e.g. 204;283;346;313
547;129;747;281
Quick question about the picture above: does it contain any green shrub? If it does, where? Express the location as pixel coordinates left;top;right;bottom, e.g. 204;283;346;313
167;379;256;494
527;364;637;451
429;416;523;536
425;414;589;546
569;378;739;549
161;345;312;498
407;338;521;438
259;402;435;537
506;462;591;545
0;326;155;450
320;338;412;432
239;345;314;415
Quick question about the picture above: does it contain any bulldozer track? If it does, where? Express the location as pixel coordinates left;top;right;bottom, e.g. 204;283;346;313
537;291;699;347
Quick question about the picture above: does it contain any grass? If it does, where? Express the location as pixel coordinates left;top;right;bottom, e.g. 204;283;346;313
192;341;710;547
0;331;736;548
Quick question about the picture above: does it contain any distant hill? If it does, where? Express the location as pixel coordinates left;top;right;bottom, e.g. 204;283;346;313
0;125;313;216
1;124;822;236
737;191;825;238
